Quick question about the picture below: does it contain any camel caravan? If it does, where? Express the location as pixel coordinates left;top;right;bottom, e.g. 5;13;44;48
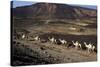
13;31;97;54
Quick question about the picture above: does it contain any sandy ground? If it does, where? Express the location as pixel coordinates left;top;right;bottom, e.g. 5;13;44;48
12;19;97;66
11;38;97;66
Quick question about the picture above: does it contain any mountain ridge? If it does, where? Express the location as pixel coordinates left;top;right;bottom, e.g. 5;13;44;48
12;3;97;19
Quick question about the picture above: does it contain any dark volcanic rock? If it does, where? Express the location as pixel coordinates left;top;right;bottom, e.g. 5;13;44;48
12;2;97;19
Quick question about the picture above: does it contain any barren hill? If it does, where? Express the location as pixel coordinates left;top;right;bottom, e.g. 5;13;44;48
12;3;97;19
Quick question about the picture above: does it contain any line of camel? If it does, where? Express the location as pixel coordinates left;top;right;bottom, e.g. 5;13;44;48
20;33;97;54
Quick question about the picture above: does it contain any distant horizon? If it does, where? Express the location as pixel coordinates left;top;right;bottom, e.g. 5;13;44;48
12;1;97;9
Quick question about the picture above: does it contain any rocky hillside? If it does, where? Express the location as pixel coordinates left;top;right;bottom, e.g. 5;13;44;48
12;2;97;20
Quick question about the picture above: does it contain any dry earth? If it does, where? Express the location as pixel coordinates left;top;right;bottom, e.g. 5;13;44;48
11;19;97;66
